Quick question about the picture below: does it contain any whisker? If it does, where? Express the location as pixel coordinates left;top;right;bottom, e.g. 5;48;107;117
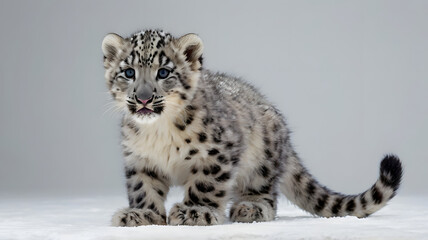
103;101;116;108
103;103;125;116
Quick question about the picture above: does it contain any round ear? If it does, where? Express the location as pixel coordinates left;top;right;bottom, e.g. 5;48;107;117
102;33;125;61
175;33;204;69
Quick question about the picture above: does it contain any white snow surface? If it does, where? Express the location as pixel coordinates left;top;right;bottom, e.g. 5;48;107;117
1;189;427;240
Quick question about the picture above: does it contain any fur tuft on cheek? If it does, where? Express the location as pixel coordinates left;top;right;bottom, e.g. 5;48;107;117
163;93;186;115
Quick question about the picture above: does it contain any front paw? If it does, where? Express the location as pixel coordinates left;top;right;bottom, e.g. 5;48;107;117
168;203;223;226
112;208;166;226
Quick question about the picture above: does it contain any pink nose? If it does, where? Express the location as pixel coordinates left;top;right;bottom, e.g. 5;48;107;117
138;97;151;105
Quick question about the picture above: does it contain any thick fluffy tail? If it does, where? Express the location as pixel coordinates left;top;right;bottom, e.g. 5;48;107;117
280;154;403;218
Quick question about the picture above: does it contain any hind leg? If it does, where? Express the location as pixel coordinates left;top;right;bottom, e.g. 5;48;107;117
230;168;278;222
230;107;285;222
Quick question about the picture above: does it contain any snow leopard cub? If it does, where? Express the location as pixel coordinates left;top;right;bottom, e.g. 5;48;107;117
102;29;403;226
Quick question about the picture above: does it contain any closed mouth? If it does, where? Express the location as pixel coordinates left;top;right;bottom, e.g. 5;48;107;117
136;107;154;115
126;95;164;117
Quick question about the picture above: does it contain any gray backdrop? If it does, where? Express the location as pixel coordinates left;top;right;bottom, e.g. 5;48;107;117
1;0;427;197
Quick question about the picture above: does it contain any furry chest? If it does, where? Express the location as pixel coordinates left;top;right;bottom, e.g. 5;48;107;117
121;122;202;185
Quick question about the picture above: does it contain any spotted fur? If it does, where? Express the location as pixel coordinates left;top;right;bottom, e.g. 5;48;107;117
102;29;403;226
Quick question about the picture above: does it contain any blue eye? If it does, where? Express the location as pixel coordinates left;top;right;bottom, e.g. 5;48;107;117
124;68;135;78
157;68;170;79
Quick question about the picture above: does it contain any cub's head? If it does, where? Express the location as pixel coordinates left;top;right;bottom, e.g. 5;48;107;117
102;29;203;124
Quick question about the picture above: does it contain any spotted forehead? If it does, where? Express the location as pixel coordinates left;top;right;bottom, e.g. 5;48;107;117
128;30;172;68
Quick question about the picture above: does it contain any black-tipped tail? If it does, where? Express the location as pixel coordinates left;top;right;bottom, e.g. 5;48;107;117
379;154;403;193
280;154;403;218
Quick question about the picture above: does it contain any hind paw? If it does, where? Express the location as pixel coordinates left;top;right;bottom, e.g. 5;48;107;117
112;208;166;226
230;201;274;222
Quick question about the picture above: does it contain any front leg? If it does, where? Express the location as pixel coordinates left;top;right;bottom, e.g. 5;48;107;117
168;158;233;226
112;161;170;226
